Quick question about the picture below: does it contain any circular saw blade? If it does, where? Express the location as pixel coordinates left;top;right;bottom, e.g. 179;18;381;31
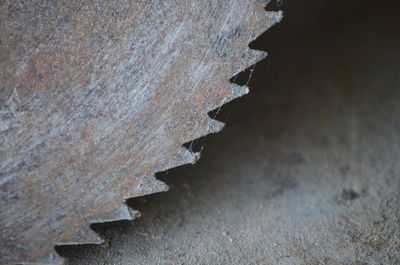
0;1;281;264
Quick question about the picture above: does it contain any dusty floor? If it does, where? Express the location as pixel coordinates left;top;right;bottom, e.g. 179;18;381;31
59;1;400;264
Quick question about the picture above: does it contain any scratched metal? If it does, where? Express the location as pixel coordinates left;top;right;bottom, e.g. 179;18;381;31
0;1;281;264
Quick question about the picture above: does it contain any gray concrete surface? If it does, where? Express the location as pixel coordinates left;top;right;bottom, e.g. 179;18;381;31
59;1;400;264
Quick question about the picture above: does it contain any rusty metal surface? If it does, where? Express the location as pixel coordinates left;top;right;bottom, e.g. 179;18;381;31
0;1;281;264
61;1;400;263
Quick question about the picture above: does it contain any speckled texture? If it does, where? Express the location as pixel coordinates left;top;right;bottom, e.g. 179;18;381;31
59;0;400;264
0;1;281;264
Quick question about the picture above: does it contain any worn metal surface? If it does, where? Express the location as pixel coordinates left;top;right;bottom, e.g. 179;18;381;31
60;1;400;264
0;1;281;264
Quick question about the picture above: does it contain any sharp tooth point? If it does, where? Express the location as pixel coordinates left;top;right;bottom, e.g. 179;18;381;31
178;148;195;162
90;206;133;224
57;228;103;246
125;176;169;199
146;178;169;194
79;229;103;245
231;49;267;76
223;84;250;104
207;118;225;134
248;10;283;41
191;151;201;164
185;148;200;163
267;10;284;25
232;84;250;97
157;147;200;172
248;50;268;62
130;210;141;219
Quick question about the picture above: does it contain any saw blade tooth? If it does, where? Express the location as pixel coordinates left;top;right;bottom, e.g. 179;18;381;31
169;147;200;167
177;116;224;148
157;147;200;172
245;10;283;43
224;84;250;105
89;205;133;224
205;84;249;112
228;9;282;76
57;227;103;246
231;49;267;77
128;148;199;197
205;118;225;135
248;9;283;43
193;117;225;139
266;10;284;28
125;176;170;199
